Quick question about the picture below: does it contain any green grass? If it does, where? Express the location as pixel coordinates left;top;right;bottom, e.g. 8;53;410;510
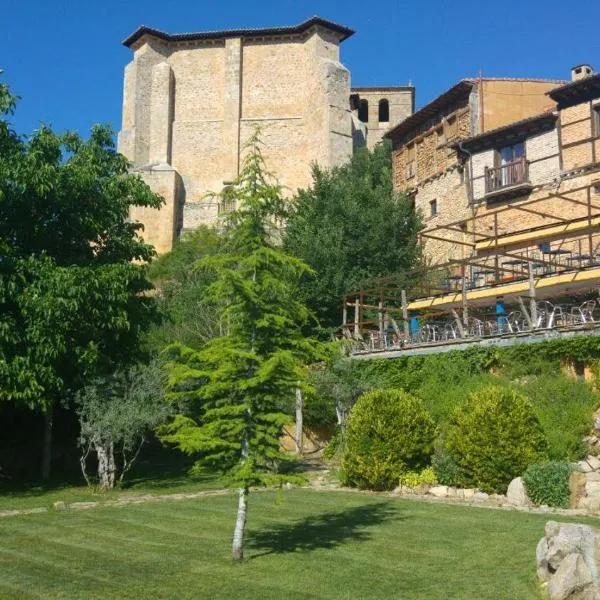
1;489;596;599
0;454;223;511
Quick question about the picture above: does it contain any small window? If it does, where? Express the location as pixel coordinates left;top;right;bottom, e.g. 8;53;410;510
378;99;390;123
358;99;369;123
405;144;416;179
430;199;438;217
593;105;600;138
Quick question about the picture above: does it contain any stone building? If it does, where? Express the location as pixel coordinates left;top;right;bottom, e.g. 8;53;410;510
118;16;414;253
386;77;564;264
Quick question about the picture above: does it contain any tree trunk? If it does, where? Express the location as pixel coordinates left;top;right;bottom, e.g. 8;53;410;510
295;388;303;455
232;486;248;561
41;405;53;481
95;441;116;490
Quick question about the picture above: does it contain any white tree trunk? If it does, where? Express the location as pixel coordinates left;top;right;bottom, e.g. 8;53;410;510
95;441;116;490
232;487;248;561
295;388;303;455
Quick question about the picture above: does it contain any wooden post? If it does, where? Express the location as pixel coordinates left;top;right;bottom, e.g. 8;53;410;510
401;289;410;340
354;297;360;339
451;308;465;338
461;264;469;327
494;213;499;285
517;296;533;329
342;295;347;327
378;299;384;342
529;262;538;328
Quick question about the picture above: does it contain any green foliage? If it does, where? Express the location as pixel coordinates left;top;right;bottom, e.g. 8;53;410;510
284;141;421;329
323;431;342;459
157;129;317;490
342;389;436;491
523;461;573;508
432;445;463;486
0;79;162;412
399;466;438;488
522;376;597;460
445;386;548;493
145;227;224;351
76;361;171;483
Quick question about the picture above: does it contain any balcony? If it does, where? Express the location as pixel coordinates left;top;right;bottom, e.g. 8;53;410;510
484;157;532;201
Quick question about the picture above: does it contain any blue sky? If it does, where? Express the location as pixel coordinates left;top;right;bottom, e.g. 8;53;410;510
3;0;599;138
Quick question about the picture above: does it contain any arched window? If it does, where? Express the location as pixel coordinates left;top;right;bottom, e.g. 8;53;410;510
378;99;390;123
358;99;369;123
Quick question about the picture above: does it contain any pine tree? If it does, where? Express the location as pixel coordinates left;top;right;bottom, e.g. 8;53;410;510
159;130;315;561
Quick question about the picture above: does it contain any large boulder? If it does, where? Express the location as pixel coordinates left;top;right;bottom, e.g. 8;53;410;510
506;477;531;506
537;521;600;599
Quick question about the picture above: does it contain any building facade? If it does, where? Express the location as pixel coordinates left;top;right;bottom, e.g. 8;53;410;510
386;77;564;264
118;17;414;253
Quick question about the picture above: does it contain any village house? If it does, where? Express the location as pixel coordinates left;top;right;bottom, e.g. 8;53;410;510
386;76;565;265
117;16;414;253
347;65;600;356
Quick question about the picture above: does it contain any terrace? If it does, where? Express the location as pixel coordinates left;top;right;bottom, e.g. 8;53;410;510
343;183;600;358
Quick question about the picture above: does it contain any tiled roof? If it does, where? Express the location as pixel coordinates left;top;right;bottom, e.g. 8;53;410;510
547;73;600;109
385;80;474;142
451;111;558;153
123;16;355;47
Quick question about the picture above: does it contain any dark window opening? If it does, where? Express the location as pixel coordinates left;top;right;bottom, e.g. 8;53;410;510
358;99;369;123
430;199;438;217
593;105;600;138
378;99;389;123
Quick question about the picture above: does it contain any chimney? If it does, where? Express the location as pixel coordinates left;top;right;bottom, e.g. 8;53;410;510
571;64;594;81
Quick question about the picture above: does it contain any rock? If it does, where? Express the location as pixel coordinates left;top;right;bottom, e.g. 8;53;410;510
69;502;98;510
578;461;594;473
547;553;593;600
586;455;600;471
429;485;448;498
571;471;588;508
53;501;67;511
537;537;551;582
507;477;531;506
546;524;597;572
462;488;476;500
472;491;489;502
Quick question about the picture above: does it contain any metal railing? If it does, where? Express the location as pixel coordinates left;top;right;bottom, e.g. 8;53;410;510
485;156;529;194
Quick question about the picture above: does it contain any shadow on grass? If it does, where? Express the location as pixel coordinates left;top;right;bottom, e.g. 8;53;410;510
247;501;401;558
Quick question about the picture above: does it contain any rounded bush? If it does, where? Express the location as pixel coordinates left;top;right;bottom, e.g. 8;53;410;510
523;461;573;508
445;386;548;493
342;389;436;490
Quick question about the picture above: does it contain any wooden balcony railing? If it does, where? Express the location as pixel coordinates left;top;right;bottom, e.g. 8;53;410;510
485;157;529;194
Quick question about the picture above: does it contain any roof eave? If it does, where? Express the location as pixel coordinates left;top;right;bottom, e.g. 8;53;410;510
122;16;355;48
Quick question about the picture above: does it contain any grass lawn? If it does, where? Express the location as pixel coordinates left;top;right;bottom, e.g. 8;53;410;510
0;453;224;512
1;489;595;599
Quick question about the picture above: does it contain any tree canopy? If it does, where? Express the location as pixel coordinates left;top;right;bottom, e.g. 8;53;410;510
284;141;421;329
0;78;162;412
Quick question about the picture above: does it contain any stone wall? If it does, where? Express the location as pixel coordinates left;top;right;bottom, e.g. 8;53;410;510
119;25;356;252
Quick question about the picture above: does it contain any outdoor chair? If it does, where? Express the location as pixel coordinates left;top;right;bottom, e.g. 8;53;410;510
571;300;597;325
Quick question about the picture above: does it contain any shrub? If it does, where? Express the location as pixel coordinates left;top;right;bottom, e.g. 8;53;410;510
399;466;438;488
445;386;548;493
342;389;436;491
523;461;573;508
323;431;341;459
522;376;598;461
432;444;463;486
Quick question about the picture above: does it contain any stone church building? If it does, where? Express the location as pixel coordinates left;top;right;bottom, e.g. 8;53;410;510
117;16;414;253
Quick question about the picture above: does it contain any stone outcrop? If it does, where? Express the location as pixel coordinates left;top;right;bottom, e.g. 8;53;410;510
537;521;600;599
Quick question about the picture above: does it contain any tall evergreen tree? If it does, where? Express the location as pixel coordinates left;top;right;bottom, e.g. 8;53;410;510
159;130;315;561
